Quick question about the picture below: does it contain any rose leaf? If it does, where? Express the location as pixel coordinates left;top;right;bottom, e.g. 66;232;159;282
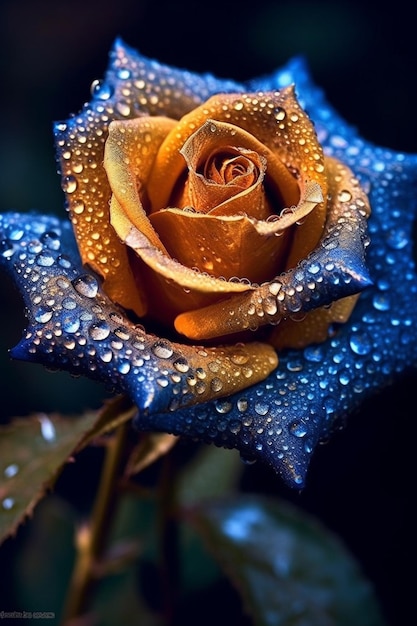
0;409;97;545
0;395;138;545
186;495;387;626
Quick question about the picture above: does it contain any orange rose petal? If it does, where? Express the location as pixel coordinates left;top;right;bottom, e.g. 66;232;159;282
269;294;360;350
149;209;289;283
110;196;254;295
56;116;146;315
104;117;177;253
164;340;278;407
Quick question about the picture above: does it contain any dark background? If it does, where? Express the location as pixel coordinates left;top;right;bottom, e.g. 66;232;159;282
0;1;416;624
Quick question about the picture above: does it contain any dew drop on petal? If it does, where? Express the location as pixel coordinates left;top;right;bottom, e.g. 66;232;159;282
72;274;99;298
118;361;131;374
349;331;372;355
289;421;308;437
62;314;81;334
35;306;54;324
91;79;114;100
173;357;190;373
338;190;352;202
62;176;77;194
89;320;111;341
372;293;391;311
151;340;174;359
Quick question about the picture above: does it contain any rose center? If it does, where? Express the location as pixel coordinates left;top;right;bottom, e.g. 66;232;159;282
202;148;260;189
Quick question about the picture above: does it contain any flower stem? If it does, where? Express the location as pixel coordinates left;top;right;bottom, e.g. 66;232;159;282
61;421;130;623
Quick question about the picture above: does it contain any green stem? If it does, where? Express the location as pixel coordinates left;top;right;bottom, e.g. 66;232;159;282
61;422;130;623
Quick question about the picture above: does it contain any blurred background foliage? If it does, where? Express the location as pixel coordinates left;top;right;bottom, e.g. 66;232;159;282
0;1;416;624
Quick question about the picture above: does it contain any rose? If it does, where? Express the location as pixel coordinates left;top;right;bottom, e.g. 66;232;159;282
6;40;404;486
56;42;371;402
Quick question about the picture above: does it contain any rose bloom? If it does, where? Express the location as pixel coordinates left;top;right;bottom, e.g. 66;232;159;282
58;45;370;398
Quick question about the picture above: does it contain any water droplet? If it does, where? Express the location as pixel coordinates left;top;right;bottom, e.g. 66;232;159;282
289;421;308;437
62;296;77;310
210;377;223;393
89;320;111;341
304;345;323;362
349;331;372;355
117;68;131;79
118;361;131;374
372;293;390;311
116;101;131;117
35;252;55;267
35;306;53;324
62;313;80;334
8;226;24;241
62;175;77;194
73;200;85;215
338;190;352;203
307;262;321;275
323;396;337;416
237;397;248;412
152;340;174;359
40;231;61;251
91;79;114;100
254;401;269;416
231;351;250;366
275;107;286;121
99;349;113;363
58;255;72;269
28;240;43;254
114;327;130;341
72;274;99;298
39;414;56;442
173;357;190;373
0;240;15;258
215;399;233;414
4;463;19;478
2;497;14;510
